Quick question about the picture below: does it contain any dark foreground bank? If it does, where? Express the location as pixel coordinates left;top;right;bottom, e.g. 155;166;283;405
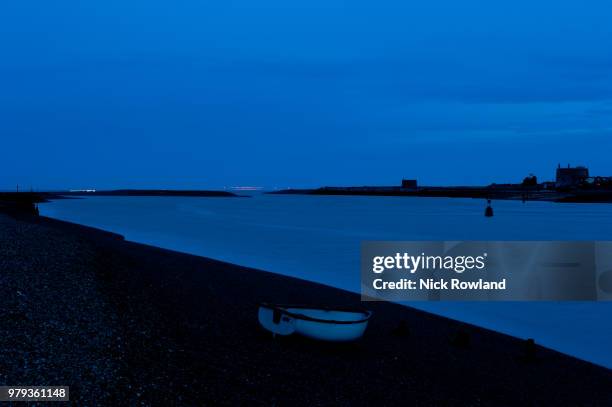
0;212;611;406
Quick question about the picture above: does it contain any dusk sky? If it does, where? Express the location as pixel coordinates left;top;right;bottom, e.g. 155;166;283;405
2;0;611;189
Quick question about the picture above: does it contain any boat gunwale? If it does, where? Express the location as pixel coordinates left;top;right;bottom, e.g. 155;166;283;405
260;303;373;325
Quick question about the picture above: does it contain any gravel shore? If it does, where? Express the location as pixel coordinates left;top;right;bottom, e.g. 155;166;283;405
0;211;611;406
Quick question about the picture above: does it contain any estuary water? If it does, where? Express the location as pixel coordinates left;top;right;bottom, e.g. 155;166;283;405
40;194;612;367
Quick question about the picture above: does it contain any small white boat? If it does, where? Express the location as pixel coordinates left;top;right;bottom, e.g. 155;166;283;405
258;303;372;342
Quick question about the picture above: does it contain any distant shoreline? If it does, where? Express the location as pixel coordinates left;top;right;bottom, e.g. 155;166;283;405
54;189;240;198
0;190;241;217
0;189;240;202
268;186;612;203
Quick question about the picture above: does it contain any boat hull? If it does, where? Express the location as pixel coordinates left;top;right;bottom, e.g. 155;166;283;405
258;304;372;341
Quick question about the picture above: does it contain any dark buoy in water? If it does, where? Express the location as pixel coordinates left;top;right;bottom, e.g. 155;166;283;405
484;199;494;217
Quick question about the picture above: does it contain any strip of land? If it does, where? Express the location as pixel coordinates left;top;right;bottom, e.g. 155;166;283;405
0;189;238;200
269;186;612;202
0;198;610;405
57;189;239;197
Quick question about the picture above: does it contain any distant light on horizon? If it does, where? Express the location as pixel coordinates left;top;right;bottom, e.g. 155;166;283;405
230;186;264;191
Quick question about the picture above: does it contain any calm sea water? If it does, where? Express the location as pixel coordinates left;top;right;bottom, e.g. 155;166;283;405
40;194;612;367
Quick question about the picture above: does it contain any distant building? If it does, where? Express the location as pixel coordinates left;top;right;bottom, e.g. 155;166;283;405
522;174;538;187
555;164;589;188
584;176;612;189
401;179;417;189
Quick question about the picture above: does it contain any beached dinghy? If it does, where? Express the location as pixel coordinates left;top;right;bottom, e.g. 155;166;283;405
258;303;372;341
